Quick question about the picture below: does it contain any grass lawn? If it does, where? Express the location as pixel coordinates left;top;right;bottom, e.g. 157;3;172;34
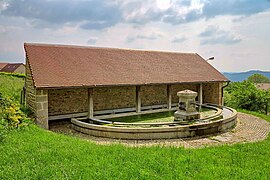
0;73;24;102
1;122;269;179
1;74;270;179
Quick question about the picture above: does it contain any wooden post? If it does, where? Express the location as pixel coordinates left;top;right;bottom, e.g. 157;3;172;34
136;86;141;113
199;83;203;105
198;83;203;112
88;88;94;118
167;85;172;110
220;82;224;106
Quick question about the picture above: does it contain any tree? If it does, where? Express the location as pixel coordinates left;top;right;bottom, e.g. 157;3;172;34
247;73;270;83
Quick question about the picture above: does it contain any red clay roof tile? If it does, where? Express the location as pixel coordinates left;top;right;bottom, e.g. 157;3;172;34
0;63;24;73
24;43;228;88
0;63;8;69
256;83;270;90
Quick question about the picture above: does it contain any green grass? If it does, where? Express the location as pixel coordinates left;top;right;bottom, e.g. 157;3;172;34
0;124;269;179
0;73;24;102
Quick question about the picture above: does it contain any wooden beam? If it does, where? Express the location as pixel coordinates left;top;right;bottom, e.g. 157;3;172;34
48;103;179;121
136;86;141;113
167;85;172;110
199;83;203;105
49;112;88;121
95;107;178;119
88;88;94;118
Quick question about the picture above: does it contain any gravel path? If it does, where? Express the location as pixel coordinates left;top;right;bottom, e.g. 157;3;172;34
50;112;270;148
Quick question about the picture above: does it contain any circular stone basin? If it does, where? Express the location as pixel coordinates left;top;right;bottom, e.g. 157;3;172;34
103;107;220;126
71;105;237;140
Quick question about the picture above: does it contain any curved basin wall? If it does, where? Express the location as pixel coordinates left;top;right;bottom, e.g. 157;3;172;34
71;106;237;140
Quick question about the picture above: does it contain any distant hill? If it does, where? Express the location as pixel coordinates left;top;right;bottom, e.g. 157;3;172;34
223;70;270;82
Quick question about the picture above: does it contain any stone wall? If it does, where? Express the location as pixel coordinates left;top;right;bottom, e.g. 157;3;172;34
203;82;222;105
171;84;198;103
93;86;136;111
141;85;167;106
48;86;136;114
45;82;223;117
25;60;36;115
14;65;25;74
48;88;88;115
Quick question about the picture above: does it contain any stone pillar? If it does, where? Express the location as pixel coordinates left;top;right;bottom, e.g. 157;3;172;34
36;89;48;129
167;85;172;110
88;88;94;118
136;86;141;113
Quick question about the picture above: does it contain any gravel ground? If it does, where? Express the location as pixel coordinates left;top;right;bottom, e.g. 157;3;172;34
50;112;270;148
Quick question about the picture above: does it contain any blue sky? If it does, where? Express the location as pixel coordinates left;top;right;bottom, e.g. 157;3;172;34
0;0;270;72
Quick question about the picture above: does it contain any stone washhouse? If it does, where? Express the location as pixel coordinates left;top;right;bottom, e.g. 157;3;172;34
24;43;229;129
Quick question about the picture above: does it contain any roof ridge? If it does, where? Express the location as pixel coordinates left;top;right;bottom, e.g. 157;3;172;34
6;63;24;65
24;42;197;55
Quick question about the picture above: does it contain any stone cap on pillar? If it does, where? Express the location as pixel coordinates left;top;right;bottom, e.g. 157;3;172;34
177;89;197;98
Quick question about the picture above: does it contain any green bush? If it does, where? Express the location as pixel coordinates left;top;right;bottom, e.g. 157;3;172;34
0;72;25;78
20;105;34;117
0;93;31;142
224;81;270;114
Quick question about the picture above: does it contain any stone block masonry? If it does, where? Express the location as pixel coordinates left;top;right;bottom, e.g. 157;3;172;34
36;89;48;129
171;84;198;103
93;86;136;111
48;89;88;116
25;60;36;115
141;85;167;106
203;83;222;105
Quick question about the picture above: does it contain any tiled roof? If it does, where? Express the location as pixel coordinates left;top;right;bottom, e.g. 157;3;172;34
256;83;270;90
24;43;228;88
0;63;8;69
0;63;24;73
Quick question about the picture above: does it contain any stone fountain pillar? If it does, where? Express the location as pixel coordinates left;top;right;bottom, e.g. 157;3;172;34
174;89;200;121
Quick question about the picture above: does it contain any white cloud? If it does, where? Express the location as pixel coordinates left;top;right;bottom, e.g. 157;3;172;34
0;0;270;72
126;32;163;43
87;38;98;45
171;36;187;43
199;26;242;45
0;0;9;12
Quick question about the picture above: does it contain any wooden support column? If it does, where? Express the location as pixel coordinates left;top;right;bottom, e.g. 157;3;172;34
167;85;172;110
199;83;203;105
220;82;224;106
88;88;94;118
136;86;141;113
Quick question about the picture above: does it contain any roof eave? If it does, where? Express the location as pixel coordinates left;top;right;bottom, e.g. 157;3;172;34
35;80;229;89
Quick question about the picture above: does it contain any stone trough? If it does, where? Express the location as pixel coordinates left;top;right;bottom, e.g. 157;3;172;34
71;104;237;140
